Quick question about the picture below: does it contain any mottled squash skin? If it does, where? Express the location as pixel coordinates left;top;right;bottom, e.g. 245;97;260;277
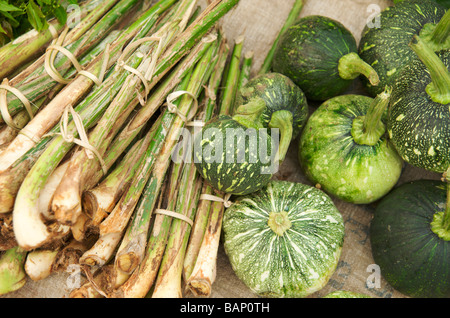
223;180;345;298
272;15;359;101
359;0;447;96
388;50;450;173
234;72;308;138
193;115;276;195
298;94;403;204
370;179;450;298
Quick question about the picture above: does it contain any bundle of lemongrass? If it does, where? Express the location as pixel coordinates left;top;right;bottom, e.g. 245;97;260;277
0;0;243;297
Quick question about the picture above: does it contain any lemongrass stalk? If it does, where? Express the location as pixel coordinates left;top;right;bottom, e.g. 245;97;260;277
1;0;139;122
82;137;149;228
85;33;217;190
238;50;254;89
79;61;198;268
0;0;177;217
10;30;212;252
11;3;179;251
24;248;60;281
185;39;253;296
152;162;203;298
0;4;167;213
0;0;99;79
110;78;193;279
113;151;184;298
182;38;228;281
112;40;218;277
113;42;220;299
0;246;27;295
219;35;244;115
51;0;197;227
0;0;148;173
185;199;224;297
77;115;167;268
0;31;120;146
0;213;17;251
258;0;303;74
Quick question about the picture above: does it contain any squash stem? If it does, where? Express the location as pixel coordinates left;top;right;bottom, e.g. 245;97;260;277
429;9;450;47
338;52;380;86
351;87;391;146
409;35;450;105
268;110;293;163
232;97;266;129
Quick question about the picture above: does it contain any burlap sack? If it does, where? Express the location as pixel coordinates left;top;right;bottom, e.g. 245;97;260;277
1;0;442;298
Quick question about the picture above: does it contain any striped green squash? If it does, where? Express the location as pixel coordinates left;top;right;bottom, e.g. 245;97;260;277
298;92;403;204
388;37;450;173
272;15;379;101
222;180;345;298
358;0;448;96
193;115;276;195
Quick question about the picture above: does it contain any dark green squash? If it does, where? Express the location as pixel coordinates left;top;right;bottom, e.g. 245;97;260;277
272;15;379;101
359;0;449;96
194;73;309;195
387;36;450;173
222;180;345;298
193;115;276;195
298;89;403;204
370;178;450;298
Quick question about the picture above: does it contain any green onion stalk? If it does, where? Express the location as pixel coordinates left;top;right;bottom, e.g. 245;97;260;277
49;0;202;228
258;0;303;74
0;0;100;80
11;0;178;250
0;0;178;215
0;246;27;295
0;0;145;173
182;39;229;282
111;37;221;298
0;0;134;124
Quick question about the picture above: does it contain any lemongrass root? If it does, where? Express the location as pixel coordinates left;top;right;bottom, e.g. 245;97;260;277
24;248;60;281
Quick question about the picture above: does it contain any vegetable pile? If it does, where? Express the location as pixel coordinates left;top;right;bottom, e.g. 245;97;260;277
0;0;449;299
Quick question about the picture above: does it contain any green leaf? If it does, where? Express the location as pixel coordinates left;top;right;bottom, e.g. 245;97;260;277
1;11;19;27
53;4;66;24
26;0;47;31
0;1;23;12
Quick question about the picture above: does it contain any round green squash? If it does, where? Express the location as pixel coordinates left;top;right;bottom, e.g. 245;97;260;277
193;115;276;195
272;15;379;101
370;179;450;298
359;0;448;96
388;37;450;173
298;91;403;204
222;180;345;298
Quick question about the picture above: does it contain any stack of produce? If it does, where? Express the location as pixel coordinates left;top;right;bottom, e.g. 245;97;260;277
0;0;240;297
